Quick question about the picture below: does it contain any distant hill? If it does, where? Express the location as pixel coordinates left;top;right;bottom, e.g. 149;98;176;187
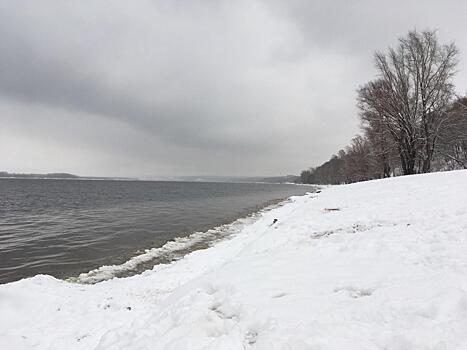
0;172;79;179
0;172;131;181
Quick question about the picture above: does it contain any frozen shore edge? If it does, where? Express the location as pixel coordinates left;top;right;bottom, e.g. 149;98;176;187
72;195;306;284
1;170;467;349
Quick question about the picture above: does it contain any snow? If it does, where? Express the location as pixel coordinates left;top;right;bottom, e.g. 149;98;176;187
1;170;467;349
73;215;258;284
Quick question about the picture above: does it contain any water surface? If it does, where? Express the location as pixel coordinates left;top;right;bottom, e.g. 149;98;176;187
0;179;310;284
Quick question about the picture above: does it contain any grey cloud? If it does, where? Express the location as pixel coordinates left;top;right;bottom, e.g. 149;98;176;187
0;1;279;152
267;0;467;54
0;0;466;176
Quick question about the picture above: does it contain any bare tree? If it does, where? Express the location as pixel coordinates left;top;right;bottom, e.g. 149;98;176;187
358;30;458;175
300;30;461;185
402;30;458;172
360;107;398;178
438;96;467;169
343;135;371;182
358;78;418;175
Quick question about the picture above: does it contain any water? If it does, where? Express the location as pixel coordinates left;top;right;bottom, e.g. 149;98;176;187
0;179;310;284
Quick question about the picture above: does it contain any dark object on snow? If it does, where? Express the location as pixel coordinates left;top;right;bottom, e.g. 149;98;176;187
316;190;321;193
323;208;340;212
273;219;278;224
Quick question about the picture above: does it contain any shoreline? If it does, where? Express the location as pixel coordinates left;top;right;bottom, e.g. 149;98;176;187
70;194;307;284
1;170;466;349
1;181;311;285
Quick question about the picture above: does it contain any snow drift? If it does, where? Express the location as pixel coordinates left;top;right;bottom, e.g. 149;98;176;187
1;170;467;349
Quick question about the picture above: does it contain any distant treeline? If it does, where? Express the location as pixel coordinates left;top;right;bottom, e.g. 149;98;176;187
0;172;79;179
300;30;467;185
0;172;130;181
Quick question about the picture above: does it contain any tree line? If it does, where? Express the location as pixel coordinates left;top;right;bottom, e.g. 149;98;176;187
300;30;467;185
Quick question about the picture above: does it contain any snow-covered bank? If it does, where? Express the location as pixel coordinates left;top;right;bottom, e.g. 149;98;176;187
2;170;467;349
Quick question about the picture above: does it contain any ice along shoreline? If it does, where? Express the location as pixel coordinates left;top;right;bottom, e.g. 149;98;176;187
71;194;311;284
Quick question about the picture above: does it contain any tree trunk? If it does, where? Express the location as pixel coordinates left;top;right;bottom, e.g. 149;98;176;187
399;141;417;175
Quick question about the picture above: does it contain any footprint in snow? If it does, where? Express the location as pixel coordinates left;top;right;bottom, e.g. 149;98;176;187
244;329;258;346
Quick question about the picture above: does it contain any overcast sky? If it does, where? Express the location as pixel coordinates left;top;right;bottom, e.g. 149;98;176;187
1;1;466;177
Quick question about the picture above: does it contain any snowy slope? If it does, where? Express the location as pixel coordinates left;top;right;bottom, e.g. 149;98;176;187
1;170;467;349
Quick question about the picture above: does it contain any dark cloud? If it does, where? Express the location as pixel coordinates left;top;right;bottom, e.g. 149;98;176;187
0;0;466;177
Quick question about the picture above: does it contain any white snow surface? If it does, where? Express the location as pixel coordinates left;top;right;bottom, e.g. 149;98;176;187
2;170;467;349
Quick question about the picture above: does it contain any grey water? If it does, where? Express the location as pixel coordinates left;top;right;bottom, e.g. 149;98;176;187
0;179;310;284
